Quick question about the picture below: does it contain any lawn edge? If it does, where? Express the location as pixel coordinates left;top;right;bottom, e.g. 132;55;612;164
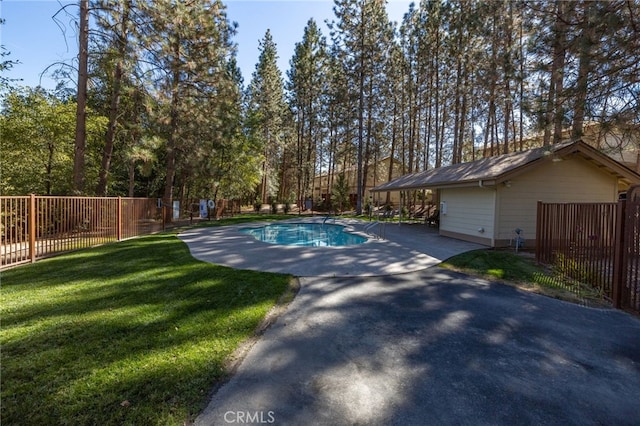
437;262;612;309
193;276;301;418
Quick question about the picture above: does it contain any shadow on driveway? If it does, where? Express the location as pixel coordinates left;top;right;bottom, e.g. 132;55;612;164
196;268;640;425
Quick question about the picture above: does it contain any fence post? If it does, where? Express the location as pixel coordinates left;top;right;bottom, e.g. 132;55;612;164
117;196;122;241
612;199;626;309
536;201;542;263
28;194;36;263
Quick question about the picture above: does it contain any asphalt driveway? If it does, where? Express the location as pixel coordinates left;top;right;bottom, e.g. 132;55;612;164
195;268;640;425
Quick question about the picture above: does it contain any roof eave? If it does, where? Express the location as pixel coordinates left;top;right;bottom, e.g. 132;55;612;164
372;140;640;193
371;179;497;192
558;141;640;182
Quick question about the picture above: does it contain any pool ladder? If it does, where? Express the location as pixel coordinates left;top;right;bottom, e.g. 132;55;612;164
364;221;385;239
322;215;335;224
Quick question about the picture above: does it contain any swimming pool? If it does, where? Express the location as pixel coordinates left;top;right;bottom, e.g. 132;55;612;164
240;223;367;247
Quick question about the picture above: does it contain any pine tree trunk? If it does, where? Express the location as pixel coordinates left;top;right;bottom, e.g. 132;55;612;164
572;2;595;139
128;160;135;197
163;40;181;223
552;1;567;144
72;0;89;194
96;0;130;196
96;60;123;196
356;28;366;215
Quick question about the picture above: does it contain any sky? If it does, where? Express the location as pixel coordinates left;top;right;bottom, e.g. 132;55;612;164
1;0;412;90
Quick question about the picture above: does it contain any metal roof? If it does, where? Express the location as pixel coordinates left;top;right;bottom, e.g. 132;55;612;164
371;140;640;192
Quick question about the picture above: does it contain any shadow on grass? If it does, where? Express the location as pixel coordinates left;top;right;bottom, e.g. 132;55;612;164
440;249;612;307
1;233;292;425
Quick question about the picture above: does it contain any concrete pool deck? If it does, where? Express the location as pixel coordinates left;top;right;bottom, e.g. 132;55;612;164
178;217;485;277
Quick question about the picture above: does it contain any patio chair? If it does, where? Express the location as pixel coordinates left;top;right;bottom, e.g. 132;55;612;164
411;206;427;220
425;209;439;227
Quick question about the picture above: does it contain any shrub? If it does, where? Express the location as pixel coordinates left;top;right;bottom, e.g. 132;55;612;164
400;206;409;218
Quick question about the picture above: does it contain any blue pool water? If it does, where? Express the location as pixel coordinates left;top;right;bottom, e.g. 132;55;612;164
240;223;367;247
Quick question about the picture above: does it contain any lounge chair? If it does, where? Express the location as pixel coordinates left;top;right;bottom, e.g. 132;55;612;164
425;209;439;227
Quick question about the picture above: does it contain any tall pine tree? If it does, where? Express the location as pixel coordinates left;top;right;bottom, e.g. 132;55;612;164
247;30;289;204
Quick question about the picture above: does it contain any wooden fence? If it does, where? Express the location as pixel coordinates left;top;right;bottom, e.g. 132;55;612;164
536;194;639;313
1;196;163;269
613;194;640;312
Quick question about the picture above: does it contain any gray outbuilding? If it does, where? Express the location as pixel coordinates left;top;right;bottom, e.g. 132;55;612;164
371;140;640;247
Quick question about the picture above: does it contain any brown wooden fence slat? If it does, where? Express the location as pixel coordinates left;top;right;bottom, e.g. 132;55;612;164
623;198;640;311
1;196;167;269
539;198;639;314
612;200;626;308
536;201;618;301
1;196;29;266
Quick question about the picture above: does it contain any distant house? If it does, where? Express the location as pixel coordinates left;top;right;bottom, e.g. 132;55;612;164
371;140;640;247
312;156;404;208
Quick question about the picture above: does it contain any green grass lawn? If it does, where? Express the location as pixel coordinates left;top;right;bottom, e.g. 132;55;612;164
440;249;607;304
1;231;293;425
197;213;296;227
440;249;543;282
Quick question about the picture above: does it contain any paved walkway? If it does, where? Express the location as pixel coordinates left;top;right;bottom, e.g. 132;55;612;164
195;269;640;425
179;219;640;425
178;218;484;276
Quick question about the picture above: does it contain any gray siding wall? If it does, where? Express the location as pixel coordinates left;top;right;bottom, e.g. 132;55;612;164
440;187;496;245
